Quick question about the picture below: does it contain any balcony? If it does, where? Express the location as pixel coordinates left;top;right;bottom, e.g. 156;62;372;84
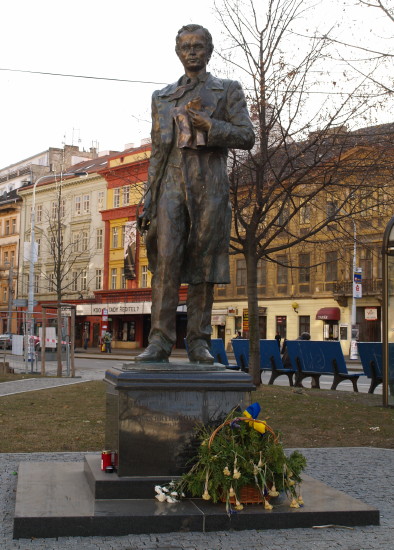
333;278;382;298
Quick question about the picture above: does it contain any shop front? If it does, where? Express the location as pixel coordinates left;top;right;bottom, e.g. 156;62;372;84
316;307;341;340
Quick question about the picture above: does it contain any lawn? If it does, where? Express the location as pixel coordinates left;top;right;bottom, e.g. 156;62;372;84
0;381;393;453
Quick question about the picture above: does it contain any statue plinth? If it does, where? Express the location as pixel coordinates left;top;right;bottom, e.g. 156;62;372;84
104;361;255;479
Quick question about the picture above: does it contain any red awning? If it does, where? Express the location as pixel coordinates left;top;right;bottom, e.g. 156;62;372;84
316;307;341;321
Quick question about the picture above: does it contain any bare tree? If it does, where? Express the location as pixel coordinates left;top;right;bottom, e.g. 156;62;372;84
37;183;94;376
214;0;394;385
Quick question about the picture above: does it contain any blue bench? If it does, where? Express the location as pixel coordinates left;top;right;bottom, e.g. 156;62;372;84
184;338;239;369
231;339;294;385
210;339;239;370
285;340;364;391
231;339;249;371
260;340;294;386
357;342;382;394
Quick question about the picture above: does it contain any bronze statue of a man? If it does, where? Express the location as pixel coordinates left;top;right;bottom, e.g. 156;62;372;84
136;24;255;364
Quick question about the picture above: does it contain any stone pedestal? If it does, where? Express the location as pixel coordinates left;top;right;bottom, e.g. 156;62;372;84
104;361;255;478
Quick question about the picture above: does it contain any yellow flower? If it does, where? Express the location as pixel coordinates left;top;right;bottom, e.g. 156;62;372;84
229;486;236;497
287;478;296;487
234;503;244;510
290;498;300;508
264;499;273;510
258;451;264;468
298;495;304;505
233;468;241;479
202;491;211;500
268;485;279;497
223;466;231;476
253;464;260;475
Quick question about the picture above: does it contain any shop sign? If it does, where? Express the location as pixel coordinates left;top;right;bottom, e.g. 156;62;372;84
365;307;378;321
91;302;148;316
211;315;226;325
243;309;249;332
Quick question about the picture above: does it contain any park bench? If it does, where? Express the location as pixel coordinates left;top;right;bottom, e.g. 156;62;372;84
260;339;294;386
231;339;294;385
210;338;239;370
357;342;383;394
285;340;364;391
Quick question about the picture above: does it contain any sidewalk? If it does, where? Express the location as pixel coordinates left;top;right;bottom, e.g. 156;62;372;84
1;447;393;549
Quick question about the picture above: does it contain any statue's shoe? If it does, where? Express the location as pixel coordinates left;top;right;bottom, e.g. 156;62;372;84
135;344;169;363
188;346;214;364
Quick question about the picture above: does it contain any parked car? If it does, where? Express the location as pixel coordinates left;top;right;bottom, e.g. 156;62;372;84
0;334;12;349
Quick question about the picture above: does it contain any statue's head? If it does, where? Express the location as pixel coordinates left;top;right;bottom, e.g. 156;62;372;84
175;24;214;67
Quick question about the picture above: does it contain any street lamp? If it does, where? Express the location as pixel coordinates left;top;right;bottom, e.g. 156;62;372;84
26;171;88;364
349;219;359;360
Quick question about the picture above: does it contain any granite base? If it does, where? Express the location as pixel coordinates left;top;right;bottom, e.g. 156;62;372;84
13;457;379;539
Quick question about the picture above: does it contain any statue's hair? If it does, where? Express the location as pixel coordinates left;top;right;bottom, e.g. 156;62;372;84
175;24;214;61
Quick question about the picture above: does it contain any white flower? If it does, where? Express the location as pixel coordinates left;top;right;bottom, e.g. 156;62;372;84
154;485;163;494
155;493;166;502
170;491;178;497
166;496;177;503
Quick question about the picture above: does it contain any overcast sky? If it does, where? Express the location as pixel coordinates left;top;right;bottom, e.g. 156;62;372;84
0;0;392;168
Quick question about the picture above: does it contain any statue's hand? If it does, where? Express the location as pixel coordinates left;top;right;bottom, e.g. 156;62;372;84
137;213;150;235
188;108;212;132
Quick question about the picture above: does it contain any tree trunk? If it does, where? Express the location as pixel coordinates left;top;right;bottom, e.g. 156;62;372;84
246;249;261;386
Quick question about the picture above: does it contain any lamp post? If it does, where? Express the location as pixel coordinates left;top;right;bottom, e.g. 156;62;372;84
349;219;359;360
26;171;88;365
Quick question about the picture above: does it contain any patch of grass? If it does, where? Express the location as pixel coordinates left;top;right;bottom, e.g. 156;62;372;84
0;381;105;453
0;381;393;453
255;385;394;448
0;373;45;383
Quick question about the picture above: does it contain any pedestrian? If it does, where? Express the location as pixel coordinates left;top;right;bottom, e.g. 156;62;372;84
103;331;112;354
83;329;89;350
275;331;281;349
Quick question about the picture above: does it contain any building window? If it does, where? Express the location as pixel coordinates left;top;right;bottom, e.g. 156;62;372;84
82;231;88;251
11;219;16;234
141;265;148;288
326;201;337;219
3;287;7;302
71;272;78;292
112;227;119;248
111;268;117;289
277;205;289;227
121;268;126;289
300;204;311;225
36;238;41;257
34;274;39;294
276;255;288;293
36;204;43;223
75;196;81;215
257;259;267;287
51;201;57;219
299;315;310;336
96;228;103;250
60;199;65;218
49;273;55;292
123;185;130;206
10;250;15;265
360;248;373;280
299;253;310;292
72;232;79;253
95;269;102;290
325;251;338;291
98;191;104;209
236;259;247;293
5;220;10;235
81;270;87;291
3;251;9;264
113;189;120;208
217;283;226;296
83;194;90;213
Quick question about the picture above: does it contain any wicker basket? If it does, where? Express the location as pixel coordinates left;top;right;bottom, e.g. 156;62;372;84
221;485;267;504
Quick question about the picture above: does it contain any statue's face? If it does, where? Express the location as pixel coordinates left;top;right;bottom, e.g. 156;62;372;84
176;30;209;73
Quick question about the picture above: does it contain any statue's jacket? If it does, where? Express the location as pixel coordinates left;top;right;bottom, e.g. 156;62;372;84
144;73;255;285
